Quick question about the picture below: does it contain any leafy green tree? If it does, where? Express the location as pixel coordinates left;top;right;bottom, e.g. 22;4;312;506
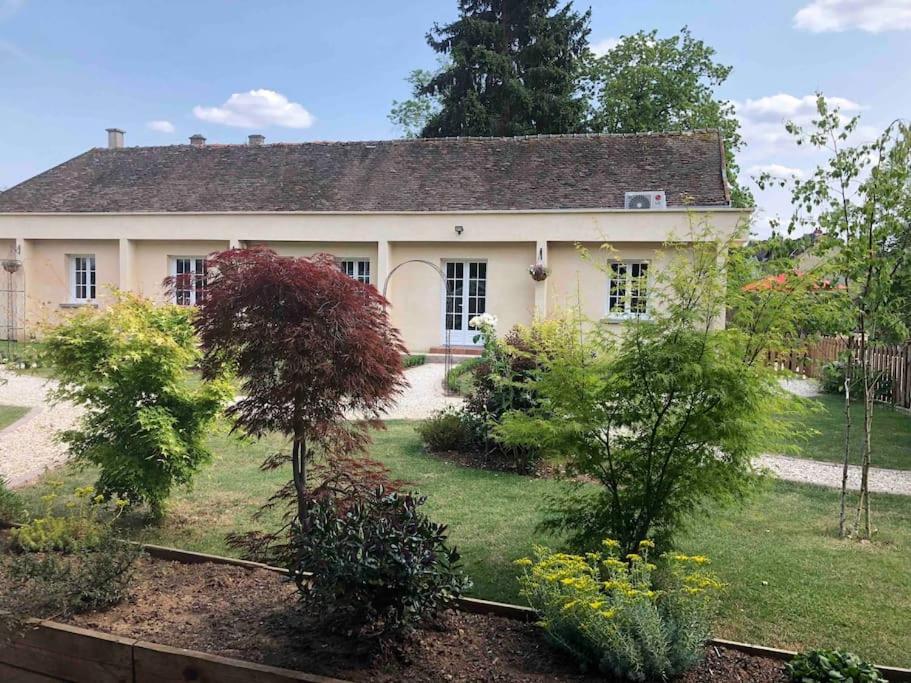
417;0;591;137
389;68;442;138
497;219;795;554
586;27;752;207
762;97;911;538
43;293;232;518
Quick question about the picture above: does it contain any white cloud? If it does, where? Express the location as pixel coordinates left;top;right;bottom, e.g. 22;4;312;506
193;89;315;129
747;164;807;180
733;93;872;158
734;93;878;239
591;37;620;56
736;93;863;123
147;120;175;133
794;0;911;33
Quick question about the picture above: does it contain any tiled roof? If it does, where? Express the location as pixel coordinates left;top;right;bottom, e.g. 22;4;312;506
0;132;731;213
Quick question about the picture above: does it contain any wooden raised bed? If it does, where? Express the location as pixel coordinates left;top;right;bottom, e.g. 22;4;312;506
1;539;909;682
0;618;345;683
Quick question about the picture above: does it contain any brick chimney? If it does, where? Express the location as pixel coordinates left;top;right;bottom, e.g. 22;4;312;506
189;134;206;148
106;128;125;149
248;134;265;146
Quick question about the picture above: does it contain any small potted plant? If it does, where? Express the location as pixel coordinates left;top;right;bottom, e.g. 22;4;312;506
528;262;549;282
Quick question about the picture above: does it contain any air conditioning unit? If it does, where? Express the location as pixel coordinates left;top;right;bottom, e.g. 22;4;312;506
624;191;666;210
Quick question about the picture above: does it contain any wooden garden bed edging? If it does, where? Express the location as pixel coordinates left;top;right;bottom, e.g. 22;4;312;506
138;543;911;682
2;535;909;681
0;619;349;683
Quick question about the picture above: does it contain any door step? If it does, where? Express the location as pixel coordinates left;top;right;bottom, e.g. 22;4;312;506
427;346;482;356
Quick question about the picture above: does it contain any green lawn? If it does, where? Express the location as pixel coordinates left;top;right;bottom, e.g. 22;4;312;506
770;393;911;470
0;404;29;431
17;421;911;667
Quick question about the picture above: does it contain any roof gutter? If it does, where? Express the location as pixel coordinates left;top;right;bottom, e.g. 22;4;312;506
0;207;754;217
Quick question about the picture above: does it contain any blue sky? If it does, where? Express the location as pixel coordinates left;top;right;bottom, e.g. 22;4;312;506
1;0;909;236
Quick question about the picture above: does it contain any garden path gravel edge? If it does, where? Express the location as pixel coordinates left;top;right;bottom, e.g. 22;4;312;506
0;370;82;489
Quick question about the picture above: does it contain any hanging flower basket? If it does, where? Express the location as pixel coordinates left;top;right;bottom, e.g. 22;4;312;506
528;263;549;282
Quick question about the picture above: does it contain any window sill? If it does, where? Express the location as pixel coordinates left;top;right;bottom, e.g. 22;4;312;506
603;314;651;324
59;302;99;309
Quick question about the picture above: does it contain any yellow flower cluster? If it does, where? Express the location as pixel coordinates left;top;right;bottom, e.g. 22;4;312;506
667;552;711;566
516;540;720;634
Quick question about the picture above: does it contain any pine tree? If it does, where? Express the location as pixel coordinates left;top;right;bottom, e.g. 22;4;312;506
420;0;591;137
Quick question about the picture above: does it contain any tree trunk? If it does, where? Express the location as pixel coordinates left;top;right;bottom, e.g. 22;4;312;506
853;328;873;539
838;341;853;538
291;429;308;524
862;384;874;537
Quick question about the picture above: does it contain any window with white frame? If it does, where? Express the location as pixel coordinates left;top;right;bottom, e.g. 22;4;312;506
171;257;207;306
339;258;371;285
69;255;96;302
607;261;649;317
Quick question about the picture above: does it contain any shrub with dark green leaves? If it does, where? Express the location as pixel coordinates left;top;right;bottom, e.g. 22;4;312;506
820;361;861;395
416;407;473;452
786;649;886;683
821;361;894;400
0;478;25;525
403;354;427;368
291;489;471;637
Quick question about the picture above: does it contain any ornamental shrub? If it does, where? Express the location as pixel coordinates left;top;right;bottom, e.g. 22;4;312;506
416;407;473;452
516;541;722;682
498;231;796;555
0;478;25;525
820;361;862;396
11;484;127;553
291;489;471;637
43;293;232;517
1;529;140;643
786;649;886;683
192;248;406;526
403;354;427;368
428;314;581;473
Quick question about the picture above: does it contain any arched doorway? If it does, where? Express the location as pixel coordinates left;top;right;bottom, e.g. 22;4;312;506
382;259;455;395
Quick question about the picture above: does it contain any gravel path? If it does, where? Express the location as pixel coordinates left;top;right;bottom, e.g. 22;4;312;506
755;454;911;496
756;376;911;496
381;363;463;420
0;370;82;489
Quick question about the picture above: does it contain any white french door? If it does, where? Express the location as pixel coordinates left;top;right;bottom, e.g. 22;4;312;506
442;260;487;346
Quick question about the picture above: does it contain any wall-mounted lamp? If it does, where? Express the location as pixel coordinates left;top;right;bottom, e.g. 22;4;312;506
454;225;464;235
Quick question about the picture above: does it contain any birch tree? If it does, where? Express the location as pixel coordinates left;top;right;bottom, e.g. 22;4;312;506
763;96;911;538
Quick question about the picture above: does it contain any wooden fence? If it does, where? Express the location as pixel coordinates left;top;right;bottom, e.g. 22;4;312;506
769;337;911;409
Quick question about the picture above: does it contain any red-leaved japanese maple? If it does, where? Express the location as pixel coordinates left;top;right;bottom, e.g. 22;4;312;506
192;247;407;523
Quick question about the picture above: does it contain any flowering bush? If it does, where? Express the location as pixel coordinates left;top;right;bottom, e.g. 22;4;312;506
11;483;129;553
516;540;722;682
1;488;139;643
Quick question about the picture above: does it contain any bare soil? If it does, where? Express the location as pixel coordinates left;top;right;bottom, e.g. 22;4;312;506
55;556;788;682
